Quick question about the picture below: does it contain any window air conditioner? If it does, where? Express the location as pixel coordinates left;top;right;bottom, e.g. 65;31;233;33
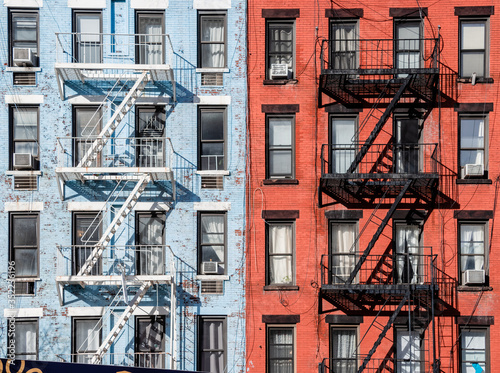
202;261;218;274
270;63;288;79
463;269;485;285
462;164;484;178
13;153;33;169
13;48;36;67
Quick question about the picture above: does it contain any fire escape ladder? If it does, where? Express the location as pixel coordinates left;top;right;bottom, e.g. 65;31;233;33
357;292;410;373
346;179;412;285
77;71;150;168
91;280;152;364
347;76;413;174
77;174;152;276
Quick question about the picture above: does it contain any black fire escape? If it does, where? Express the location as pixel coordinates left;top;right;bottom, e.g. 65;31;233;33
317;36;456;373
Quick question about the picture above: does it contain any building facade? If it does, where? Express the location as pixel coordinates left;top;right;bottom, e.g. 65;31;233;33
247;1;499;373
0;1;246;372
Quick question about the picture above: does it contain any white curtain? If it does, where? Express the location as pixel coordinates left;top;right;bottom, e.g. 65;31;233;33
268;329;293;373
15;321;37;360
331;224;356;284
332;24;357;70
331;118;356;173
396;225;420;284
460;225;484;272
76;14;101;63
138;215;165;275
396;330;421;373
269;225;293;284
202;19;225;68
139;17;163;65
75;319;100;363
201;216;225;274
331;329;357;373
202;320;224;373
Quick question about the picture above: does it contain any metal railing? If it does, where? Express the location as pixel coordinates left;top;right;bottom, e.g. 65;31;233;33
320;143;438;176
57;245;171;276
56;137;174;169
55;32;174;67
320;250;436;286
57;352;170;368
320;38;439;73
319;357;430;373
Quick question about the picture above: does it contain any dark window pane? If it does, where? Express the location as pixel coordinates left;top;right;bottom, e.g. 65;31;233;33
13;216;37;246
201;112;224;140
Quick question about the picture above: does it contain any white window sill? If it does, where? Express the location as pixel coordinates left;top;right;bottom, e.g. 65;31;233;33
6;170;42;176
12;278;41;282
196;275;230;281
196;170;230;176
6;67;42;72
196;68;229;73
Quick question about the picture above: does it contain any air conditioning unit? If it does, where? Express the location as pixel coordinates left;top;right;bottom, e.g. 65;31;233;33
202;261;218;274
13;48;36;67
270;63;288;79
463;269;485;285
13;153;33;169
462;164;484;178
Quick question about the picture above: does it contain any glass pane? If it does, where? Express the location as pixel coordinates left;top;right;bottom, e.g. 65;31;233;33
202;245;224;263
77;14;101;42
201;215;225;243
462;23;485;50
201;112;224;140
13;14;37;46
137;318;164;352
462;52;485;77
15;321;37;355
76;108;101;137
202;320;223;349
13;216;37;246
75;214;101;245
270;255;292;284
201;351;224;373
269;225;292;254
138;214;164;245
461;118;484;148
14;142;38;157
269;118;292;147
14;248;38;276
14;108;37;141
331;118;355;145
331;329;357;359
201;44;225;68
460;150;484;167
75;319;100;352
137;108;165;136
269;150;292;176
202;18;225;42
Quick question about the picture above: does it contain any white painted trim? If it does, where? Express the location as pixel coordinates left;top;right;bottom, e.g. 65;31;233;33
66;306;170;316
68;307;105;316
67;202;107;211
6;67;42;72
196;275;230;281
4;0;42;7
133;202;171;211
131;0;169;9
133;306;170;316
196;170;230;176
67;0;105;8
4;308;43;318
5;170;42;176
4;202;43;211
193;202;231;211
196;68;230;73
194;0;231;9
5;95;44;104
195;95;231;105
68;96;106;105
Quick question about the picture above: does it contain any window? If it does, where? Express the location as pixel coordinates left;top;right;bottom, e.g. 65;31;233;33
395;328;423;372
73;318;101;363
136;106;165;167
330;117;356;173
394;223;422;284
199;212;226;275
199;12;226;68
266;221;294;285
199;107;225;171
136;212;165;275
10;106;39;170
330;20;358;70
136;12;164;64
9;10;39;67
459;222;487;284
266;20;294;79
267;326;294;373
459;116;486;178
460;19;488;78
460;327;489;373
394;20;422;72
199;316;226;373
266;116;294;179
329;222;357;284
394;117;421;174
73;213;102;275
73;106;102;167
8;319;38;360
135;316;165;368
10;213;39;278
330;327;357;373
73;11;102;63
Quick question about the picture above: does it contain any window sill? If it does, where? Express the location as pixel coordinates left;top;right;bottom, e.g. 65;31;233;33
6;67;42;72
457;77;494;84
456;179;492;185
6;170;42;176
263;79;298;85
264;285;299;291
263;179;299;185
457;285;492;292
196;68;229;73
13;278;40;282
196;275;230;281
196;170;230;176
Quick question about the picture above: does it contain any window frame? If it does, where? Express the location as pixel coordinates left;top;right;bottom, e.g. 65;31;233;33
9;213;39;279
393;19;423;72
459;18;489;78
72;212;103;276
329;115;358;174
9;105;40;171
73;105;102;167
198;106;227;171
266;115;295;179
393;220;423;284
135;315;166;368
458;114;488;179
329;19;359;71
394;326;425;372
8;9;39;67
72;10;103;64
265;220;296;286
135;11;165;65
266;19;295;80
459;326;490;373
266;325;295;373
198;11;227;68
458;221;488;285
198;316;227;373
329;326;359;373
198;211;227;275
329;220;358;285
8;319;38;360
135;211;166;276
72;317;102;363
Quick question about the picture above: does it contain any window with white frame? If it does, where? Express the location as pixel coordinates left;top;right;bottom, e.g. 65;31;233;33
199;12;226;68
460;19;488;78
199;316;226;373
8;319;38;360
10;105;39;171
9;9;39;67
10;213;38;278
199;212;226;275
330;327;358;373
460;326;489;373
266;221;295;285
329;222;357;284
460;116;486;178
266;115;294;179
459;222;487;285
73;318;101;363
266;20;294;79
267;326;294;373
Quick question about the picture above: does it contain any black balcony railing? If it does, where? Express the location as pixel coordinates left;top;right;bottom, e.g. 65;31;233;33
319;357;428;373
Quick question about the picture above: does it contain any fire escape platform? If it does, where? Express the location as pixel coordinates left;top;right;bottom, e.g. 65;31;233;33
55;274;173;286
55;63;174;82
56;167;174;182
